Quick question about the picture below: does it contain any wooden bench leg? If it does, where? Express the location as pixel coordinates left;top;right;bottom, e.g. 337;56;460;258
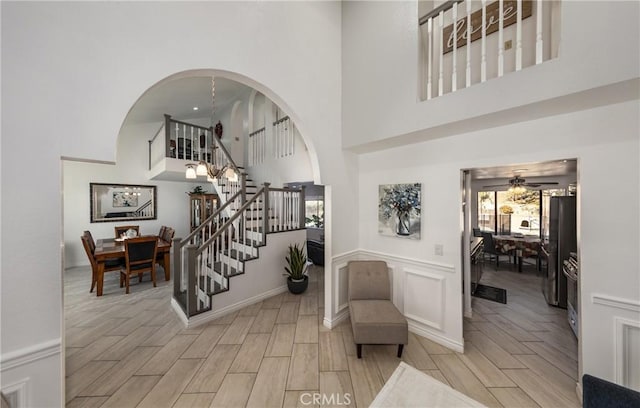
397;344;404;358
357;344;362;359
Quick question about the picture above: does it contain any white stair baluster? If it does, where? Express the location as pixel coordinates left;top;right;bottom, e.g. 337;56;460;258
481;0;487;82
536;0;543;64
498;0;504;77
516;0;523;71
427;17;433;99
466;0;472;88
452;2;458;92
438;10;444;96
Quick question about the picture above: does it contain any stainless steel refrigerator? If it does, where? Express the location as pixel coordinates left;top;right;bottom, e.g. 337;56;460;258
541;196;576;308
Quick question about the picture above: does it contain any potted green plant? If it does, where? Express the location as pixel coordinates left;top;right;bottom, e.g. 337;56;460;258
284;243;308;294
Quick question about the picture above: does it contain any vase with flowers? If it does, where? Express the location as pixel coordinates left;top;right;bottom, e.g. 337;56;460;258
379;183;421;237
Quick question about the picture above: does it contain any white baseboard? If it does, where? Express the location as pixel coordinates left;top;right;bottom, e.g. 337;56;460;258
0;338;61;372
576;381;583;404
408;321;464;353
323;308;350;330
172;285;288;328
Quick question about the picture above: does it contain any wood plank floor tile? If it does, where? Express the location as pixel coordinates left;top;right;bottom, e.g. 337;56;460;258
238;300;263;316
529;329;578;360
262;293;285;309
515;354;580;404
218;316;255;344
95;325;160;361
266;324;296;357
185;344;241;393
277;301;300;323
457;342;516;387
181;323;227;359
141;319;184;347
210;373;255;408
484;313;543;342
173;392;215;408
415;333;454;355
106;309;160;336
66;396;109;408
136;334;198;375
522;341;578;380
341;326;357;356
465;330;526;369
371;345;402;382
79;346;160;396
209;310;239;325
346;355;384;408
283;391;319;407
66;360;116;403
66;335;123;375
65;318;126;348
319;331;348;371
319;371;356;408
246;357;290;408
404;333;439;369
431;354;502;408
299;293;318;316
249;308;279;333
489;387;541;408
137;358;203;408
473;322;535;355
503;368;580;408
229;333;270;373
294;314;319;343
287;343;319;390
100;375;161;408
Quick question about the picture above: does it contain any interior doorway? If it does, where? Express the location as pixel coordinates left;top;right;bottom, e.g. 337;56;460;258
461;159;581;397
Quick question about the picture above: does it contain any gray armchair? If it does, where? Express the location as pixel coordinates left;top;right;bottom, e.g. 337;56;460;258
348;260;408;359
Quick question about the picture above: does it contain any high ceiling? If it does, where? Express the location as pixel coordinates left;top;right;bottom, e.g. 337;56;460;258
125;76;254;125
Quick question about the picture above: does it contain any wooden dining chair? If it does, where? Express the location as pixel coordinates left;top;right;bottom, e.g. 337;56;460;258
114;225;140;238
81;232;124;293
158;226;167;240
157;227;175;271
120;236;158;294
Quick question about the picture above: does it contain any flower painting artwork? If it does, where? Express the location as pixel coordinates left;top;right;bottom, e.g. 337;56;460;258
378;183;421;239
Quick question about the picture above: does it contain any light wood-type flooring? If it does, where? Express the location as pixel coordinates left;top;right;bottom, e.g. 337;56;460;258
65;260;579;407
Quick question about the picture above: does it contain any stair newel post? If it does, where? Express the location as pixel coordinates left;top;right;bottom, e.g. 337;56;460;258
164;114;172;159
299;185;306;229
185;244;198;317
263;183;271;244
172;237;182;299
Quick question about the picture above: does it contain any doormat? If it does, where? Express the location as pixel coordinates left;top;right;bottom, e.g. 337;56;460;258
472;284;507;304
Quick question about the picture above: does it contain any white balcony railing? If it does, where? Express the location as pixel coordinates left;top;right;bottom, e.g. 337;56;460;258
419;0;560;100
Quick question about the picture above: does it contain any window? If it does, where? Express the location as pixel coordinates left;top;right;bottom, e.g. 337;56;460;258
305;199;324;228
477;191;495;233
497;190;541;236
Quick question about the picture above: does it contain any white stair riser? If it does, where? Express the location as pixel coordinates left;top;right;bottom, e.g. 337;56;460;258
218;254;245;272
245;230;264;243
231;241;258;256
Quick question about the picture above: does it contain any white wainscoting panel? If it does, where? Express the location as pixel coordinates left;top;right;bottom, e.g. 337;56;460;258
615;317;640;391
403;268;445;330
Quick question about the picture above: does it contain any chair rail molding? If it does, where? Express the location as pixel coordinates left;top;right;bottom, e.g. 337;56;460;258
592;293;640;313
356;249;455;274
0;338;61;372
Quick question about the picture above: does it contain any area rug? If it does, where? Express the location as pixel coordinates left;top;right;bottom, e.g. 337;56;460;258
472;284;507;304
370;362;486;407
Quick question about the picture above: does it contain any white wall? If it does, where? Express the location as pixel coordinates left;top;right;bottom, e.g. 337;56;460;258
356;100;639;384
1;2;347;405
63;122;195;268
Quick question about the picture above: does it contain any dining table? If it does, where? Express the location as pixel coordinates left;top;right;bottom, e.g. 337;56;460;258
493;234;541;272
93;236;171;296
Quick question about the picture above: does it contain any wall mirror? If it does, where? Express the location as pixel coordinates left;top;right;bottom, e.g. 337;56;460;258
90;183;157;223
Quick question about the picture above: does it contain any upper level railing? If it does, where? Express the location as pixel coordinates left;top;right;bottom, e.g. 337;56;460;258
419;0;558;100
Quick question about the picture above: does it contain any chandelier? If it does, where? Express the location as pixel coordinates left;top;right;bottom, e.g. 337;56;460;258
184;76;239;183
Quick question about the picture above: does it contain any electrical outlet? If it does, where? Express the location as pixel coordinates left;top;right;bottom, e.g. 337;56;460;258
435;244;444;256
504;40;513;50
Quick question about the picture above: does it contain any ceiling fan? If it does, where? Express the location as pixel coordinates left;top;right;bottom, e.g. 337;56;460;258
483;175;559;190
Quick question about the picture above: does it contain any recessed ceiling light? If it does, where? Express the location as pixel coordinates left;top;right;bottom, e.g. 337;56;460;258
562;160;567;163
513;168;528;173
193;106;199;111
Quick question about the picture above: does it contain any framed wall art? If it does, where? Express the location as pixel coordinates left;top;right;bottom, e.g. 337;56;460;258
378;183;421;239
90;183;157;223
